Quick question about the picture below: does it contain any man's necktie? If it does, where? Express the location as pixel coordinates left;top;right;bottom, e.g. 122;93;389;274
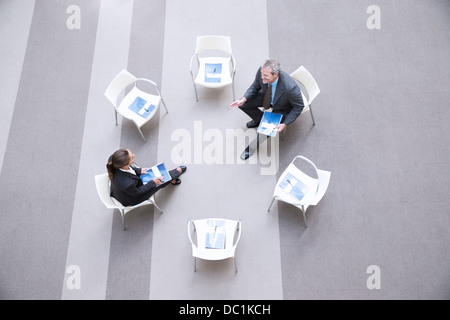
263;83;272;110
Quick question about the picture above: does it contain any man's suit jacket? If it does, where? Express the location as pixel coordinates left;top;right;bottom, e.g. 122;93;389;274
244;67;304;126
110;166;158;206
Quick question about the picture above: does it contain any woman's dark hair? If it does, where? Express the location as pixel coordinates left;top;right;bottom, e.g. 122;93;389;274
106;148;130;179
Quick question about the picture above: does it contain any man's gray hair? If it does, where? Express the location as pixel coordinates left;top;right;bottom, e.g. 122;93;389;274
262;58;281;74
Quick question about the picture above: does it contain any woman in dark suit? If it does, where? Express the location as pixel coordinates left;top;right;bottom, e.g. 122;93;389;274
106;148;186;206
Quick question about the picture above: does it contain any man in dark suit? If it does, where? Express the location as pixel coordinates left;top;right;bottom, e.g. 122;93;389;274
229;58;304;159
230;58;304;132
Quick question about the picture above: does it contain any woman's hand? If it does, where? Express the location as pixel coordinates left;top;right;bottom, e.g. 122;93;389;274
152;176;164;185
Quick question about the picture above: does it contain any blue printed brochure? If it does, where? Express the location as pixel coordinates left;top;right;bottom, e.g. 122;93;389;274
204;63;222;83
128;96;155;119
278;172;309;201
141;162;172;185
205;219;226;249
257;111;283;137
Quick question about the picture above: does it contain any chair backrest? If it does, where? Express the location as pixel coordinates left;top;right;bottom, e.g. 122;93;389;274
290;156;330;206
290;66;320;104
104;69;137;107
195;35;232;54
223;219;240;250
311;169;331;206
95;173;121;209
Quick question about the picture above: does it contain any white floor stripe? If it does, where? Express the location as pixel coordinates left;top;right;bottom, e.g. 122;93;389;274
0;0;35;174
61;0;134;299
149;0;283;299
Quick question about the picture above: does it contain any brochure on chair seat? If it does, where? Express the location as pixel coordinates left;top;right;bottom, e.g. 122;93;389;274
128;96;155;119
140;162;172;185
204;63;222;83
205;219;226;249
279;172;309;201
257;111;283;137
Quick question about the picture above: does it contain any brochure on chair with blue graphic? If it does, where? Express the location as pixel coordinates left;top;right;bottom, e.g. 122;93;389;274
205;219;226;249
128;96;155;119
205;63;222;83
279;172;309;201
257;111;283;137
141;162;172;185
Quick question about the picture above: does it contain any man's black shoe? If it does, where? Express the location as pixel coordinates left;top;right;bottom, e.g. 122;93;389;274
246;120;260;128
240;147;251;160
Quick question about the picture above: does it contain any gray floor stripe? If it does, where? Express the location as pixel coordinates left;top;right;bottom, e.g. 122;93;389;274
0;0;99;299
105;0;166;300
0;0;35;174
268;0;450;299
61;0;133;300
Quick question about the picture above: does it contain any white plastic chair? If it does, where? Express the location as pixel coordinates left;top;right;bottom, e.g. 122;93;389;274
267;156;330;228
187;218;242;272
189;35;236;102
95;173;163;231
290;66;320;125
104;69;168;141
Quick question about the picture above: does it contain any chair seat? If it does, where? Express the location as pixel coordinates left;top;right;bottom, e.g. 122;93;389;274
95;173;163;230
111;194;156;214
117;86;161;128
273;163;318;206
268;155;330;228
190;218;239;261
195;57;233;88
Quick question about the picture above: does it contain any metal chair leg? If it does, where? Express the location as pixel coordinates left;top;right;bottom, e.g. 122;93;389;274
150;199;164;214
161;98;169;113
193;83;199;102
135;125;146;142
267;197;275;212
301;206;308;228
309;105;316;126
120;209;126;231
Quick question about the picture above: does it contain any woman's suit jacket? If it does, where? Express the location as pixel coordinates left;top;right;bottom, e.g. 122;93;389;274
110;166;158;206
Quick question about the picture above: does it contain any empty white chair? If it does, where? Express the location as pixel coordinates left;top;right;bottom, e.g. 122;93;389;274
187;218;241;272
290;66;320;125
190;35;236;102
95;173;163;230
268;156;330;228
104;69;168;141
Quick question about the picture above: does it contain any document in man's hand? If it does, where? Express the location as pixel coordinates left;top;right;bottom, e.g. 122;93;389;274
279;172;309;201
205;219;226;249
257;111;283;137
141;162;172;185
204;63;222;83
128;96;155;119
